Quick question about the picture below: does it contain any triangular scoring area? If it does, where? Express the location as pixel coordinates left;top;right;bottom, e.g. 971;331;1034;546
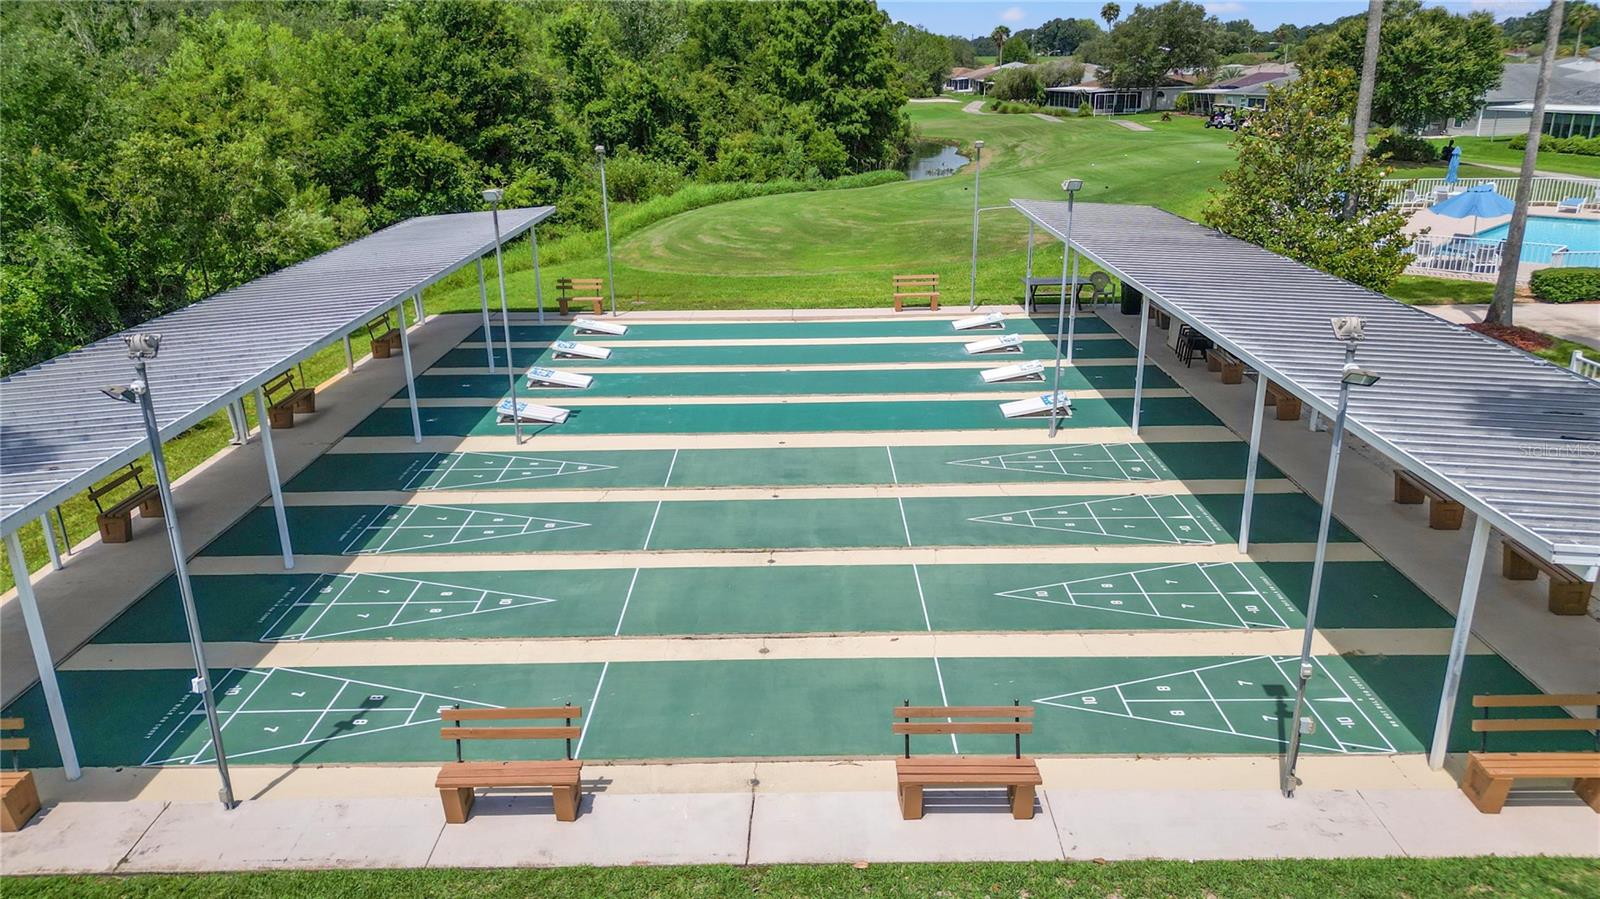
403;452;617;490
948;444;1168;482
1034;656;1398;754
261;573;558;642
342;504;589;554
994;562;1289;629
969;495;1215;545
142;667;502;767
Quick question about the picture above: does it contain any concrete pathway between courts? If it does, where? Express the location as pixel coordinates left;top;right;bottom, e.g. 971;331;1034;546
3;758;1596;872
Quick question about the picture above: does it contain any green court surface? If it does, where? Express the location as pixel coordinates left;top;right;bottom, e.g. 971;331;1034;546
401;364;1176;399
432;336;1134;369
348;396;1219;437
3;653;1582;770
463;316;1116;343
287;442;1280;493
92;560;1456;645
199;493;1351;557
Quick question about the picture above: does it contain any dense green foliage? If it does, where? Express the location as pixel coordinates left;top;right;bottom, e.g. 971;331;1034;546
0;0;911;376
1530;266;1600;303
1205;69;1412;291
1000;35;1032;64
1374;132;1445;163
1102;1;1222;89
1301;0;1503;132
892;22;955;97
1511;132;1600;156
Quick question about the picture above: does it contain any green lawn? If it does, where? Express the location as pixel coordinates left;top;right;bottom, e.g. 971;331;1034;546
7;858;1597;898
1391;135;1600;180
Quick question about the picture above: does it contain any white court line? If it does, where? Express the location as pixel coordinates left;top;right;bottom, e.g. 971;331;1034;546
263;576;348;641
184;668;275;767
910;564;957;753
300;680;352;745
642;500;663;550
887;448;913;547
572;661;610;759
615;568;641;637
1195;563;1267;629
1192;671;1239;735
383;581;426;628
662;448;679;487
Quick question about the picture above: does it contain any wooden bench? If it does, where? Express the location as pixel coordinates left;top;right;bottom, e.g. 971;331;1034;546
263;369;316;430
1264;380;1302;421
1147;303;1171;331
1393;470;1465;531
892;703;1041;820
1211;348;1245;385
435;705;583;824
892;274;940;312
556;278;605;316
1;719;39;833
365;313;401;359
1501;535;1596;616
1461;693;1600;814
88;464;162;544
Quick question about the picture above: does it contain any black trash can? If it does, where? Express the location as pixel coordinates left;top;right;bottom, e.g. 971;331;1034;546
1120;284;1143;316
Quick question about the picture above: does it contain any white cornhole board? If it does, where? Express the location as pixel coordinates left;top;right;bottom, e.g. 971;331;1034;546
496;398;571;425
964;333;1024;355
1001;393;1072;419
525;366;594;389
573;317;627;336
953;312;1005;331
552;339;611;360
981;360;1045;383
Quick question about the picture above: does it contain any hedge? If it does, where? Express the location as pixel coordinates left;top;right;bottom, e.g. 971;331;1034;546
1529;266;1600;303
1509;133;1600;156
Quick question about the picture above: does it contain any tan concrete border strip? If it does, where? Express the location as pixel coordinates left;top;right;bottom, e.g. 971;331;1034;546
188;542;1382;577
66;628;1489;673
460;333;1124;349
395;388;1187;408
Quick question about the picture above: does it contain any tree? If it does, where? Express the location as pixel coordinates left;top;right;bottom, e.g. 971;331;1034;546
1349;1;1384;175
1032;17;1102;56
1039;58;1086;87
1102;1;1222;89
946;34;977;66
1101;3;1121;29
1570;2;1597;54
892;22;956;97
1204;68;1413;292
991;65;1042;102
990;25;1011;49
1000;35;1032;64
1301;0;1503;132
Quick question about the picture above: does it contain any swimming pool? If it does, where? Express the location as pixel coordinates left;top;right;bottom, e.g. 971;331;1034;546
1477;215;1600;262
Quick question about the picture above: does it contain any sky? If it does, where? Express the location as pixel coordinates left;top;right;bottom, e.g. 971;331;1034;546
878;1;1546;35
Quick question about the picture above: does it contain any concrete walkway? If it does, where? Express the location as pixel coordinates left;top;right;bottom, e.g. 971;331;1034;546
962;100;986;114
1419;301;1600;346
1111;119;1153;132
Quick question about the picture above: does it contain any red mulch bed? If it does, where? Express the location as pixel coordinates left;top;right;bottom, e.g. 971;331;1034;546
1466;322;1555;352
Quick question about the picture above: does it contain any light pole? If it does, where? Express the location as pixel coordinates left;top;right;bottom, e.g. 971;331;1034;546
100;333;235;809
968;140;984;310
1282;316;1381;798
485;189;522;444
1049;178;1084;438
596;145;617;317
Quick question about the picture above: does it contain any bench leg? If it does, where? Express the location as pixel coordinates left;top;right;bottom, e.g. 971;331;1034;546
1;773;40;833
1460;762;1512;814
372;340;393;359
1220;364;1243;385
1009;784;1036;820
268;405;295;430
929;297;939;311
439;786;475;824
552;784;580;822
898;784;924;820
1394;472;1425;505
1503;545;1539;580
893;298;904;313
1206;354;1222;373
98;514;132;544
1429;500;1465;531
292;393;316;414
1276;398;1302;421
590;299;604;316
558;298;571;316
1574;778;1600;813
139;495;165;519
1548;581;1594;616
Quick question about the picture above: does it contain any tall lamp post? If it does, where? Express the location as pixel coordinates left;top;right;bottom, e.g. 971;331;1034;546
485;189;522;444
968;140;984;310
1282;316;1381;798
100;333;235;809
1049;178;1084;438
596;145;617;317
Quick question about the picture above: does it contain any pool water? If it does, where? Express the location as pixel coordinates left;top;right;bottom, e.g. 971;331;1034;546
1476;215;1600;251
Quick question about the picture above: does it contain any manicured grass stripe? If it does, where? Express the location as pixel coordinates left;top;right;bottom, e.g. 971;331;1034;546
465;315;1117;342
431;336;1136;369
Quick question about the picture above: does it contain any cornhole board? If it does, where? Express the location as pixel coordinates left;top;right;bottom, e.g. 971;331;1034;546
964;334;1024;355
525;366;594;389
1001;393;1072;419
496;398;571;425
981;360;1046;383
552;339;611;360
953;312;1005;331
573;318;628;336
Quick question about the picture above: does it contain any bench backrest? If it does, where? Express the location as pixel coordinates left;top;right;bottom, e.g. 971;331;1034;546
263;370;298;405
440;705;583;761
87;464;147;512
366;312;395;339
1472;693;1600;753
893;702;1032;759
558;278;604;292
893;274;938;291
1;718;27;769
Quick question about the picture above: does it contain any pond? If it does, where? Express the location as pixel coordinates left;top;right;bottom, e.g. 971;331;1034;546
904;141;969;180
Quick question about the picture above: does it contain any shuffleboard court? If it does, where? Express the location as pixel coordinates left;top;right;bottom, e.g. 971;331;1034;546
199;493;1348;557
347;396;1219;437
4;653;1583;769
400;364;1175;399
92;560;1455;645
464;316;1117;342
288;442;1280;493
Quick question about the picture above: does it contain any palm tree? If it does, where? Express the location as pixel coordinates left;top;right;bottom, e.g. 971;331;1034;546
990;25;1011;51
1100;3;1121;29
1346;1;1383;220
1571;2;1597;55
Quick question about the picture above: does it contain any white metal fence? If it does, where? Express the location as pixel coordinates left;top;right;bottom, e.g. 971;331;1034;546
1384;175;1600;208
1404;234;1572;280
1573;350;1600;381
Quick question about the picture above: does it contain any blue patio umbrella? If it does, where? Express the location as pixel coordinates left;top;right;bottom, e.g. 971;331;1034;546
1431;182;1514;236
1444;146;1462;183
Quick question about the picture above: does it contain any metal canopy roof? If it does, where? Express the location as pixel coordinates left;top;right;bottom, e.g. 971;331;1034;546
0;206;554;538
1014;199;1600;568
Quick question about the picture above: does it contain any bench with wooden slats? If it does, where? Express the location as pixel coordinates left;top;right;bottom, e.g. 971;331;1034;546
1210;348;1245;385
1500;534;1595;616
1;718;39;833
263;369;316;430
1147;302;1172;331
892;274;940;312
435;705;583;823
87;463;163;544
365;313;401;359
1263;380;1302;421
1461;693;1600;814
556;278;605;316
1392;470;1465;531
892;703;1040;820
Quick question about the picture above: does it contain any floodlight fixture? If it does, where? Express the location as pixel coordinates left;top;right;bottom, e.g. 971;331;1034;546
595;144;606;157
99;383;143;404
975;139;984;149
482;188;503;205
1330;315;1366;342
1341;364;1381;387
1062;178;1084;192
122;332;161;359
